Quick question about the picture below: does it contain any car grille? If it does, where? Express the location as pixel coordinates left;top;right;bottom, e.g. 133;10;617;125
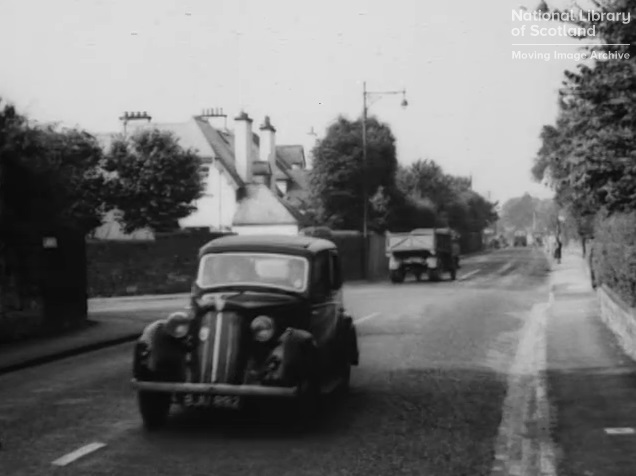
198;311;244;384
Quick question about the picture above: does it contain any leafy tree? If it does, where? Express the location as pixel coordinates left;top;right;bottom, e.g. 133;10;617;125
500;194;536;231
309;116;398;230
0;99;107;234
104;129;203;233
397;158;497;233
532;0;636;217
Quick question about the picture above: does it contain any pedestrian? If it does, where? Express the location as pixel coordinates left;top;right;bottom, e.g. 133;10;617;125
589;244;597;289
553;237;562;264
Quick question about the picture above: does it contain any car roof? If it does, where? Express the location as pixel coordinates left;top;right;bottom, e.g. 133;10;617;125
199;234;337;258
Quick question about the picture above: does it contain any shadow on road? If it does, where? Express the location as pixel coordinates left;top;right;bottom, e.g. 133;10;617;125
139;367;507;475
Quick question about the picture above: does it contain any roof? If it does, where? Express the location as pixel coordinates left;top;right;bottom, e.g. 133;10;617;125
276;145;306;169
232;184;298;226
199;234;336;257
93;118;245;188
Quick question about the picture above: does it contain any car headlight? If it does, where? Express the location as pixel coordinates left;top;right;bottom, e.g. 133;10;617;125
165;311;191;339
251;315;275;342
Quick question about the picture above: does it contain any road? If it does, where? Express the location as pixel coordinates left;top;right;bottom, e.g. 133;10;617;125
0;247;551;476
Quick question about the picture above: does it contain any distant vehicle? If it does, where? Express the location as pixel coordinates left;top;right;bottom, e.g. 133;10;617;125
385;228;458;283
131;235;359;430
513;231;527;247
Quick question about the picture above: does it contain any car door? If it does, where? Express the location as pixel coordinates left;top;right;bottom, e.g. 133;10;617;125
309;250;340;372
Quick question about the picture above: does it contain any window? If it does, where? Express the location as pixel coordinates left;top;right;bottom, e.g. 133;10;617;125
200;166;210;191
312;251;331;297
197;253;309;292
330;250;342;289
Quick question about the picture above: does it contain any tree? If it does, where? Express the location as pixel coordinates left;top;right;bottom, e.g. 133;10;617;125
104;129;203;233
500;194;536;231
309;115;398;230
396;158;497;233
0;99;107;234
532;0;636;218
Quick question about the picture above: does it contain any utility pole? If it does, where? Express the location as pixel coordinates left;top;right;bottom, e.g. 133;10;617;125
361;82;369;280
360;81;408;279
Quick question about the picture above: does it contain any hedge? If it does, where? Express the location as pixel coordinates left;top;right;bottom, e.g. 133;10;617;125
87;231;229;297
87;230;390;297
591;211;636;307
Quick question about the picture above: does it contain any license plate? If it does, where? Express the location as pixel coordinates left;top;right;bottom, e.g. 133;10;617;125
212;395;241;409
182;394;241;409
183;394;211;407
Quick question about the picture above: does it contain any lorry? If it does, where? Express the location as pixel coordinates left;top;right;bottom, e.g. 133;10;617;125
385;228;459;283
513;230;528;247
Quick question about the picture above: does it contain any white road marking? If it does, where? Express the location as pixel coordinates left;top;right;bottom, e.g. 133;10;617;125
52;442;106;467
605;427;636;435
459;269;481;281
496;261;515;274
354;312;380;324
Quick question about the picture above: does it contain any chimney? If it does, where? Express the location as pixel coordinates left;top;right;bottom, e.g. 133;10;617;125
200;107;228;130
119;111;152;135
259;116;277;191
234;111;253;183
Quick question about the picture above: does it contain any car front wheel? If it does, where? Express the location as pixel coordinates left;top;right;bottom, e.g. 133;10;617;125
138;391;171;431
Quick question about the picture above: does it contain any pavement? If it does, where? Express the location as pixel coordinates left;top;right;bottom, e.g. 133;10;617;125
0;297;191;375
546;246;636;476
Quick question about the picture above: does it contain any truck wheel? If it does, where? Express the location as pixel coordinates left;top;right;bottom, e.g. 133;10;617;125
138;391;171;431
428;269;440;282
390;269;405;283
450;267;457;281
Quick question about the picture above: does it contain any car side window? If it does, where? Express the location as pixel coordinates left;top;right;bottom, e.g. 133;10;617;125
312;251;331;298
330;250;342;289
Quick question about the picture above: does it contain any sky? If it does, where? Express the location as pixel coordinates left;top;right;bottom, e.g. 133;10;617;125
0;0;596;204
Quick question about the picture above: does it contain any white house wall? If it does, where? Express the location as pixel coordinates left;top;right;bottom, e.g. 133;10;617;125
232;224;299;236
179;161;237;230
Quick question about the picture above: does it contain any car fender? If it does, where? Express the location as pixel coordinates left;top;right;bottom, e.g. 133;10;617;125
133;320;186;381
264;328;318;385
341;312;360;365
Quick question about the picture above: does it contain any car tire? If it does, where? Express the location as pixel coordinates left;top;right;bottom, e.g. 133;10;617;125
339;362;351;394
138;391;171;431
295;377;321;426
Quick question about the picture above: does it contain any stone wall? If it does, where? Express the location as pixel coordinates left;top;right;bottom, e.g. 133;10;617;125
598;284;636;361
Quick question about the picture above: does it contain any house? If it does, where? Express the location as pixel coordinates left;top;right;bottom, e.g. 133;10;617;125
92;109;311;239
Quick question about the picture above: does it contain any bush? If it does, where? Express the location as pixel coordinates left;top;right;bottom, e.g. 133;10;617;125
591;211;636;307
87;231;231;297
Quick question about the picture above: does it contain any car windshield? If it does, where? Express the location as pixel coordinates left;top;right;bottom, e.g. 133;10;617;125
197;252;309;292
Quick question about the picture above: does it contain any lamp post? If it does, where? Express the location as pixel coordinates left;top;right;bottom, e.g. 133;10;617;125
361;81;408;278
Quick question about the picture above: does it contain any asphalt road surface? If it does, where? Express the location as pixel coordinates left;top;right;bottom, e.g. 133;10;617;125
0;247;551;476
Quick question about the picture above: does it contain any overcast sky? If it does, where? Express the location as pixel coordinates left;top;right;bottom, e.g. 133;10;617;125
1;0;592;203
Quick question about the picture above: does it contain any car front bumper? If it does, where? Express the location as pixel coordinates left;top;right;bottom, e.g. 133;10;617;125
131;379;298;398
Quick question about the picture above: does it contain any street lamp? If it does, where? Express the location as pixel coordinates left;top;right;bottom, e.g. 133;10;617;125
361;81;408;278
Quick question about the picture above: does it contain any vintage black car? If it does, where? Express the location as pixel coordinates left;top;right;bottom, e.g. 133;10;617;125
131;235;360;429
